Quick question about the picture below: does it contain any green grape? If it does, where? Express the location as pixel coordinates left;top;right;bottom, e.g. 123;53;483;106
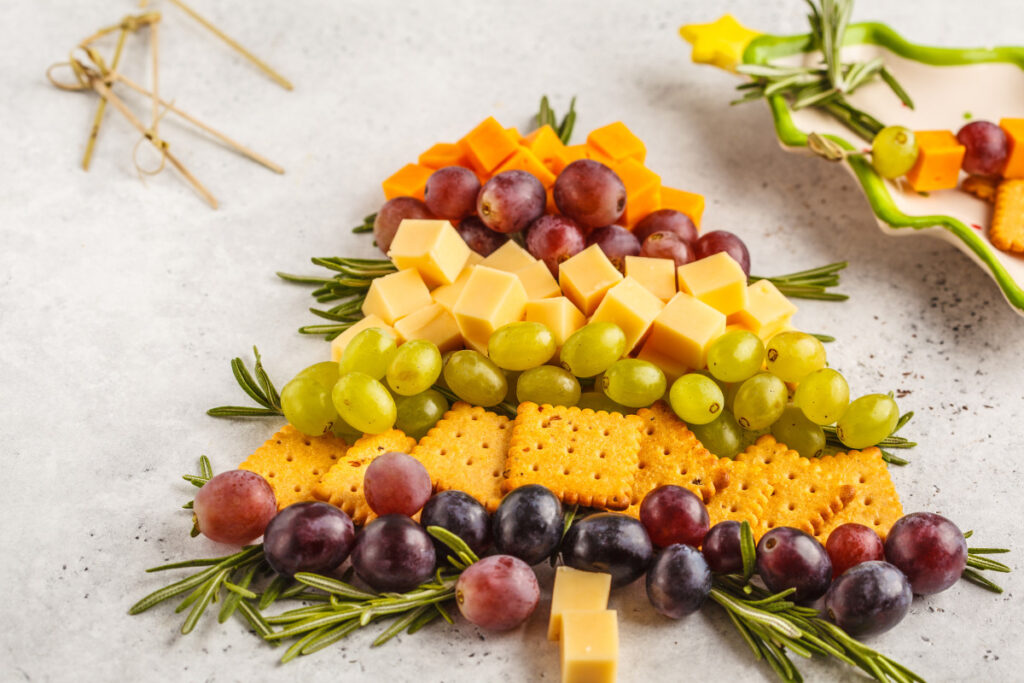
386;340;442;396
339;327;397;379
294;360;340;388
732;372;787;430
722;381;741;413
691;410;744;459
668;373;724;425
281;377;337;436
706;330;765;383
394;389;449;439
560;322;627;378
503;369;521;405
771;405;826;458
601;359;665;408
739;426;771;450
765;331;826;383
331;371;396;434
488;321;556;371
331;415;363;443
794;368;850;425
517;366;581;407
576;391;629;414
836;394;900;449
443;350;508;407
871;126;919;179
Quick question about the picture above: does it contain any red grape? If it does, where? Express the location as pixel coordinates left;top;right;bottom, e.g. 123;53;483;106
525;214;586;276
553;160;626;229
363;452;432;517
826;523;884;578
639;485;709;548
263;502;355;576
424;166;480;220
374;197;434;254
884;512;966;595
702;520;743;574
457;216;508;256
633;209;698;246
421;490;491;564
957;120;1009;176
193;470;277;546
756;527;833;602
455;555;539;630
586;225;641;271
824;561;912;636
351;515;436;592
640;231;694;267
477;170;546;234
646;544;712;618
694;231;751;276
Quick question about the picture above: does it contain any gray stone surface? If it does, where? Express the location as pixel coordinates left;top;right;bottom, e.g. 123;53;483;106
1;1;1022;681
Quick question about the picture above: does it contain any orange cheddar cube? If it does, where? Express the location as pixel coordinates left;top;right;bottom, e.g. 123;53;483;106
525;125;570;174
1000;118;1024;179
563;144;590;165
417;142;468;170
495;147;558;187
382;163;434;200
462;117;520;173
613;158;661;227
584;144;616;166
587;122;646;164
905;130;965;192
659;186;705;227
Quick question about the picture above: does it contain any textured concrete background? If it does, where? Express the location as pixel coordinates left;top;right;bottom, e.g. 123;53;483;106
2;1;1022;681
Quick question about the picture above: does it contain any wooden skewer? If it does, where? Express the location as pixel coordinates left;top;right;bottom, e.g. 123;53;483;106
82;26;129;170
150;19;160;136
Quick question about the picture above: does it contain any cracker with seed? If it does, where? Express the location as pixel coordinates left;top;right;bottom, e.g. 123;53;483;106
502;402;643;510
239;425;350;510
814;447;903;543
705;459;773;538
991;178;1024;253
962;175;999;203
412;402;512;512
313;429;416;524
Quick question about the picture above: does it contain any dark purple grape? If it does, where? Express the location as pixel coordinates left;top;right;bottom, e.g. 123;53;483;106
363;452;432;517
633;209;698;246
586;225;641;271
646;544;712;618
193;470;277;546
492;485;564;565
694;231;751;276
640;231;694;268
826;523;885;579
457;216;508;256
424;166;481;220
553;160;627;228
957;120;1009;176
421;490;491;564
562;513;654;588
525;214;587;276
477;170;546;234
884;512;967;595
825;561;912;636
639;485;709;549
702;520;743;574
351;515;436;592
455;555;539;630
756;527;832;602
374;197;434;254
263;502;356;576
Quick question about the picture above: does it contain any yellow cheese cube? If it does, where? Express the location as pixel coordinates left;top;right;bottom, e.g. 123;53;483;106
524;297;586;347
465;250;485;266
452;266;528;353
589;277;665;352
559;245;624;316
727;280;798;340
362;269;433;325
480;240;537;273
676;252;749;315
516;260;561;300
431;266;474;313
329;315;398;363
548;567;612;641
624;256;676;302
393;303;463;353
561;610;618;683
634;342;688;383
645;292;726;370
387;219;471;289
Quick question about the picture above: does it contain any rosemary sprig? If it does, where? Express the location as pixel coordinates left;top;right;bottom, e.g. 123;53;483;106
536;95;578;144
749;261;848;301
207;347;284;418
181;455;213;535
823;411;916;466
960;531;1012;594
352;213;376;234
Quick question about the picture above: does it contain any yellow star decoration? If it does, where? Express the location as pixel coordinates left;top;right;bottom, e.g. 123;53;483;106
679;14;761;73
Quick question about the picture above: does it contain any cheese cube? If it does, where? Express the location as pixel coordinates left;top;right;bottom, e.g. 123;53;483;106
495;147;558;187
1000;118;1024;179
624;256;676;302
563;144;590;165
586;121;646;164
388;219;470;288
516;260;561;300
452;266;528;352
560;610;618;683
431;266;474;313
728;280;798;340
676;252;749;315
393;303;463;353
525;124;570;174
329;315;398;363
612;158;661;227
645;292;726;370
905;130;965;192
362;269;433;325
548;567;612;641
525;297;586;347
417;142;468;170
659;186;705;227
382;163;433;200
635;342;688;383
480;240;537;273
589;277;665;352
559;245;624;316
462;117;520;172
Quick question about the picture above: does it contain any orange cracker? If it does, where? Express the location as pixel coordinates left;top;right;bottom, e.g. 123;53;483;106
412;402;513;512
814;447;903;544
239;425;350;511
313;429;416;525
705;459;773;538
502;402;643;510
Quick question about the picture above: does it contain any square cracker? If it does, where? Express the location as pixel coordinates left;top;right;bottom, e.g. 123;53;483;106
239;425;350;510
502;402;643;510
412;402;512;512
313;429;417;525
704;459;773;538
814;447;903;544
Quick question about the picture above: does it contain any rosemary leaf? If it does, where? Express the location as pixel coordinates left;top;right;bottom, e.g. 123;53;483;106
208;348;284;418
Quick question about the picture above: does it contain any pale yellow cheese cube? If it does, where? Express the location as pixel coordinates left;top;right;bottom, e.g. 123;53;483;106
362;268;433;325
431;266;475;313
548;567;611;641
516;260;561;300
559;244;624;316
561;610;618;683
329;315;398;363
676;252;749;315
524;297;586;347
634;342;687;384
393;303;463;353
645;292;726;370
452;266;528;353
624;255;676;302
387;219;470;288
465;250;485;266
727;279;798;340
589;277;665;352
480;240;536;272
